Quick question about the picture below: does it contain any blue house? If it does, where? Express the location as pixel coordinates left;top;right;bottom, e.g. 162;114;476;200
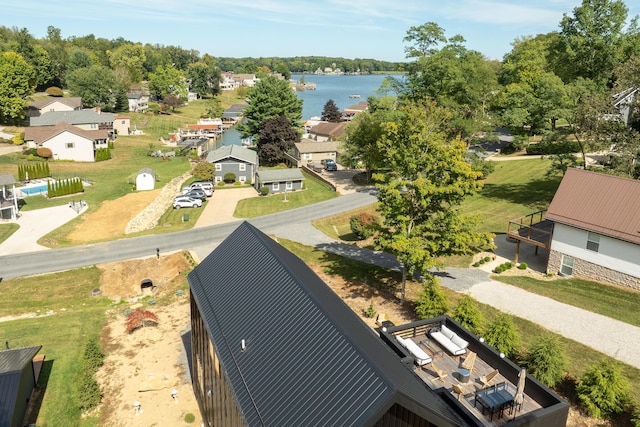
206;145;258;185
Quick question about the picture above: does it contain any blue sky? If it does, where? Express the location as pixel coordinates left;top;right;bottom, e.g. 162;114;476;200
3;1;640;63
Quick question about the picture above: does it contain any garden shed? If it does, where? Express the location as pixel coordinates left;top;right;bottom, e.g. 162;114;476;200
0;345;42;427
136;168;156;191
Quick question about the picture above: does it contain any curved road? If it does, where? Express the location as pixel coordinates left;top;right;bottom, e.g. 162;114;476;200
0;189;378;280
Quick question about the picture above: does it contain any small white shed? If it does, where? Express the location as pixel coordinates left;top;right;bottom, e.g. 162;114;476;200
136;168;156;191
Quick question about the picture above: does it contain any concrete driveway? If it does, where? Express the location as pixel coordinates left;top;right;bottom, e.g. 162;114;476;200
319;166;373;195
194;187;259;227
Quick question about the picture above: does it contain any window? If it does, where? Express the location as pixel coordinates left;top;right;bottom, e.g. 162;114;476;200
272;182;280;191
214;176;222;183
239;163;246;171
65;142;75;149
286;181;293;190
586;232;600;252
215;163;222;171
560;255;574;276
239;176;246;183
303;153;312;160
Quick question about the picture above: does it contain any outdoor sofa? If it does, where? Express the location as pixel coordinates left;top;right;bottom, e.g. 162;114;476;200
396;335;432;366
430;324;469;356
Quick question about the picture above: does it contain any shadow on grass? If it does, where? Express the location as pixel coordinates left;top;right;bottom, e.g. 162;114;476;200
480;177;561;209
24;358;54;425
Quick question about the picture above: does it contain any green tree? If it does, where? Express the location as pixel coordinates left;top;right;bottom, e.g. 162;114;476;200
526;334;567;387
0;51;35;123
483;314;521;357
204;98;224;119
373;101;493;302
193;162;214;181
415;275;449;319
148;65;187;100
107;42;147;84
67;65;123;111
321;99;342;122
554;0;631;83
237;75;302;139
577;359;630;418
67;49;94;74
256;115;301;165
452;294;483;335
187;61;222;98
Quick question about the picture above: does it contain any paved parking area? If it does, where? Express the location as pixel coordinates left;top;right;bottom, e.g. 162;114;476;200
194;187;259;227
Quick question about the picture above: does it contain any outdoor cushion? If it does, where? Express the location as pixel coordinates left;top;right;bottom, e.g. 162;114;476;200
431;325;468;356
396;335;432;366
451;334;469;350
440;324;456;340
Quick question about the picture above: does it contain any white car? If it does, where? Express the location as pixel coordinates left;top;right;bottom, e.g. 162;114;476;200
182;183;213;197
173;196;202;209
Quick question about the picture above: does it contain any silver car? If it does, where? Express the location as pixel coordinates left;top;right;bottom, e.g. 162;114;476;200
173;196;202;209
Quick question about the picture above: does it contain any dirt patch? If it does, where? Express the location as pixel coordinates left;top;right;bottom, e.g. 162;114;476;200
67;190;161;243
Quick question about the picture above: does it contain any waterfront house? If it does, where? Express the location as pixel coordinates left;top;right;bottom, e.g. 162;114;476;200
255;168;304;194
308;121;347;141
289;138;339;167
206;144;258;184
24;122;109;162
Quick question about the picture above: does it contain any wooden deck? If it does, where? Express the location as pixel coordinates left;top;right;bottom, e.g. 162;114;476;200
407;336;541;426
507;211;553;249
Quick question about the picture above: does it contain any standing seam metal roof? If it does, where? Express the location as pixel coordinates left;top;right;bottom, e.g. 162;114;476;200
546;168;640;244
188;222;463;426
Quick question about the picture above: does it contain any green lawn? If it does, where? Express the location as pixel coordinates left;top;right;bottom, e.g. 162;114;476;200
0;222;18;242
234;171;338;217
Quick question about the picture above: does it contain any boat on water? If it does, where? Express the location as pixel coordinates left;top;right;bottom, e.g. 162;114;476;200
349;94;361;98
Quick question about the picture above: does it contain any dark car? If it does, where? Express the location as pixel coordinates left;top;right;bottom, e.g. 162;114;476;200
322;159;337;171
182;189;207;202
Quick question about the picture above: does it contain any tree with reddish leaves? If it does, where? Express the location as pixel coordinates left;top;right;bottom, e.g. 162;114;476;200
126;308;159;334
257;115;301;165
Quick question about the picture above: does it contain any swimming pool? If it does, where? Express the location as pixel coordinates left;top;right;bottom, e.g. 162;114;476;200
20;184;48;196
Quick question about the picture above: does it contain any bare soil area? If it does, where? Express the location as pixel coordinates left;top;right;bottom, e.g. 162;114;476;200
67;190;160;242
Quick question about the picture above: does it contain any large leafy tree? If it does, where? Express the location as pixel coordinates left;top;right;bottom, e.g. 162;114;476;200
187;60;221;98
0;51;35;123
257;115;301;165
237;75;302;139
373;101;493;302
553;0;631;84
66;65;123;111
148;65;187;100
321;99;342;122
107;42;147;84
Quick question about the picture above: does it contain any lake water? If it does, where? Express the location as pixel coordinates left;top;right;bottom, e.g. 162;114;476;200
217;74;396;147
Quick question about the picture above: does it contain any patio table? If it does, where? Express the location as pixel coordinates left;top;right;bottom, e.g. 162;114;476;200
474;382;514;421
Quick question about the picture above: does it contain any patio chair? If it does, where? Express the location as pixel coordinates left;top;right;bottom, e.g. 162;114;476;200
431;361;448;382
452;384;466;401
461;351;477;372
479;369;499;388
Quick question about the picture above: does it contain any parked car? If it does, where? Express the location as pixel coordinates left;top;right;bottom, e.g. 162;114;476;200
181;185;213;197
189;181;214;196
173;196;202;209
182;189;207;201
322;159;337;171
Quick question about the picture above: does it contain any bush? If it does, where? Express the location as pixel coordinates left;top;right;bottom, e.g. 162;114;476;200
365;299;376;318
78;338;104;411
518;262;528;270
234;181;241;186
527;334;567;387
494;261;514;274
415;274;449;319
184;413;196;423
473;262;480;267
36;147;52;158
193;162;214;181
484;314;521;357
526;139;581;155
223;172;236;183
349;212;378;240
453;294;483;334
217;181;225;186
45;86;64;96
577;360;630;418
12;132;24;145
260;186;269;196
483;256;491;262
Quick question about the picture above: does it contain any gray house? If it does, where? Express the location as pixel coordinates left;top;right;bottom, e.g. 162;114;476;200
206;144;258;184
0;346;42;427
255;168;304;194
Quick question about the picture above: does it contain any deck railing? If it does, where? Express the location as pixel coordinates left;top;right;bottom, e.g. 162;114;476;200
507;210;553;248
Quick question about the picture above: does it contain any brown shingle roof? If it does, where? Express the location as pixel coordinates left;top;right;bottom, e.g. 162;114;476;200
309;122;347;138
546;168;640;244
29;96;82;110
24;122;109;144
294;139;340;153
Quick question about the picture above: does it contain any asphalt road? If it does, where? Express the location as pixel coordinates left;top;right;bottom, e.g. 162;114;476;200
0;189;378;280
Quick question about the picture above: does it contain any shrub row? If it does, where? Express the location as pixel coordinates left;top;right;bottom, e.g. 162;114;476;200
494;261;514;273
18;162;50;181
77;338;104;411
95;148;111;162
47;177;84;198
526;140;581;155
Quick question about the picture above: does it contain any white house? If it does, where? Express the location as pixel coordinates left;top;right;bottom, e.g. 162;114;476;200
545;168;640;290
27;97;83;117
136;168;156;191
127;93;149;113
24;122;109;162
289;138;340;167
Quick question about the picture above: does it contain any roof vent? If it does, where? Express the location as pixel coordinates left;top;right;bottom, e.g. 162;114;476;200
241;339;246;352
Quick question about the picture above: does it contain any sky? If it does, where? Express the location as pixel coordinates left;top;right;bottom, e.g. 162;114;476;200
3;0;640;63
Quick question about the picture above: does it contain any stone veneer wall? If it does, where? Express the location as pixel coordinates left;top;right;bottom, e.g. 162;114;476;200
125;172;192;234
548;249;640;290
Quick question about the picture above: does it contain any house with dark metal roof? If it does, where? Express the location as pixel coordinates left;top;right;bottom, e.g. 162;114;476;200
30;109;115;132
206;145;258;185
545;168;640;289
188;222;469;426
255;168;304;194
0;345;42;427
